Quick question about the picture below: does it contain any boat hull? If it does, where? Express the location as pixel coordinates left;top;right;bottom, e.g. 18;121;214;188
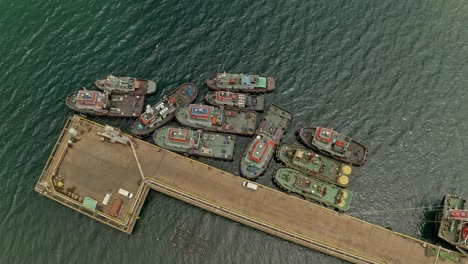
152;127;236;160
206;74;275;94
298;127;368;166
437;194;468;254
276;144;351;188
273;167;352;211
65;91;145;118
175;105;257;136
132;115;174;137
240;135;276;180
95;77;157;95
131;83;198;137
240;104;293;180
204;92;265;111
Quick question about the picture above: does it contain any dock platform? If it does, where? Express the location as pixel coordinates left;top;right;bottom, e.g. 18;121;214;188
35;116;464;264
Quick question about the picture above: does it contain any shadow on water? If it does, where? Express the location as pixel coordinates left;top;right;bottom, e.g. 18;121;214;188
420;199;455;251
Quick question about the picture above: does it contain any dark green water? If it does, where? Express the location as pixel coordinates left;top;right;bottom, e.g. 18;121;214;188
1;1;468;263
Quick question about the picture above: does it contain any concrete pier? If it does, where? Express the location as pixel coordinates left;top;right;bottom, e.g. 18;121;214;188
35;116;464;264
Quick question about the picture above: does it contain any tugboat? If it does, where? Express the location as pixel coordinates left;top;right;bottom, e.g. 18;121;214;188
204;91;264;111
95;75;157;95
132;83;197;137
152;126;236;160
240;105;293;180
175;104;257;136
66;89;144;117
437;194;468;256
206;72;275;93
298;127;368;166
276;144;352;188
273;167;352;211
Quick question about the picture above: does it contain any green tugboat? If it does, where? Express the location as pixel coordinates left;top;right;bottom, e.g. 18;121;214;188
298;127;368;166
438;194;468;256
95;75;157;95
175;104;257;136
66;89;144;117
240;105;293;180
276;144;352;188
204;91;264;111
152;126;236;160
206;72;275;93
273;167;352;211
132;83;197;137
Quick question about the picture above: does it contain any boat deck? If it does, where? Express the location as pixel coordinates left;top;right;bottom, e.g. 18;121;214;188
66;92;145;117
35;116;464;263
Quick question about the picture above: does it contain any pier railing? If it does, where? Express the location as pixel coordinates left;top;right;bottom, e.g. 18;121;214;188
35;116;150;233
35;117;73;187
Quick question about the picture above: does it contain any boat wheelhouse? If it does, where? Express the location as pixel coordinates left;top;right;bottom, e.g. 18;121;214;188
75;90;108;110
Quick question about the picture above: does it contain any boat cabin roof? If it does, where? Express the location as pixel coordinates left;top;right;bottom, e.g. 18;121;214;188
189;105;211;120
169;128;190;143
249;138;274;163
216;91;237;101
316;127;335;143
76;90;107;105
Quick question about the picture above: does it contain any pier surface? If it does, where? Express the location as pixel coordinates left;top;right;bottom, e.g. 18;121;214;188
36;116;463;264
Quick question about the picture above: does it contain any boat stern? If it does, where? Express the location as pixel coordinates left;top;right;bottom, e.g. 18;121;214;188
240;161;262;180
266;77;276;91
255;95;265;111
206;78;216;90
65;91;79;111
204;92;216;105
146;80;157;95
174;106;190;126
298;127;316;147
335;190;353;211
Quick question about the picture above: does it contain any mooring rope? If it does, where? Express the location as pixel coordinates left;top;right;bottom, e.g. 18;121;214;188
349;206;444;215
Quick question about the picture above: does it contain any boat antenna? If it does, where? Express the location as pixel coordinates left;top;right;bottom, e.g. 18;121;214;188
82;87;87;91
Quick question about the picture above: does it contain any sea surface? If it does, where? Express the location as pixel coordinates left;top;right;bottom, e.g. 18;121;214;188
1;1;468;263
